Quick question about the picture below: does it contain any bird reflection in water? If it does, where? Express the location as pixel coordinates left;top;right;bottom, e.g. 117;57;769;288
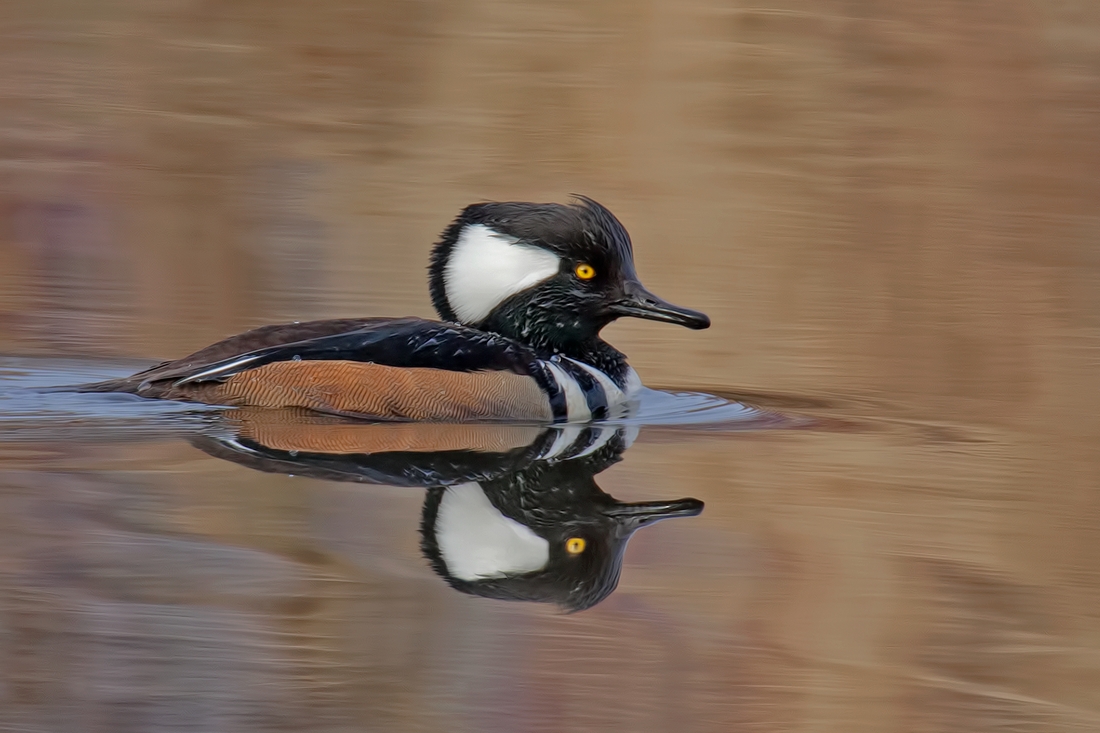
191;408;703;612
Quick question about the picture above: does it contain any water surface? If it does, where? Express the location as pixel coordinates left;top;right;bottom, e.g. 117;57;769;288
2;1;1100;731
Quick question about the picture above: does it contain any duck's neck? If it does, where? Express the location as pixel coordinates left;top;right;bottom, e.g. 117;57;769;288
530;335;632;387
462;305;632;385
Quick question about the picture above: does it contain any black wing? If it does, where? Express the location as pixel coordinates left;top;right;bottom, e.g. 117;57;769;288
155;318;547;387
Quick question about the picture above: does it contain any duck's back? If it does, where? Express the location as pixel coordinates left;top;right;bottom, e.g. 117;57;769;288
79;317;556;423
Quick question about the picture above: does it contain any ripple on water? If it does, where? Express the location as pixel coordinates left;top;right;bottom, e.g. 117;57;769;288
624;387;792;429
0;358;209;442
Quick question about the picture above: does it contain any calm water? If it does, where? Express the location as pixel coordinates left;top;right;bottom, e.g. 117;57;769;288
3;1;1100;731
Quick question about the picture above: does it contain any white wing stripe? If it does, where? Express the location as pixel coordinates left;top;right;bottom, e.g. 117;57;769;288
563;357;625;406
173;355;263;386
545;361;591;422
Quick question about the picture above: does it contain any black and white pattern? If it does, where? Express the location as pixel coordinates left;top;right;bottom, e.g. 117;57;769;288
537;423;637;461
433;481;551;580
538;356;641;422
442;224;561;325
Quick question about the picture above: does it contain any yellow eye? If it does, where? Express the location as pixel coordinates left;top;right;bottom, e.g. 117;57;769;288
574;263;596;280
565;537;587;554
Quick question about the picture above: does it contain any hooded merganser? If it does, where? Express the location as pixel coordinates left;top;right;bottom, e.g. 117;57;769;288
192;407;704;611
80;196;710;423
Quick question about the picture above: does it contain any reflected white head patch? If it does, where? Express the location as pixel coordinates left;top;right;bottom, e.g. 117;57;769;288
435;482;550;580
443;224;561;325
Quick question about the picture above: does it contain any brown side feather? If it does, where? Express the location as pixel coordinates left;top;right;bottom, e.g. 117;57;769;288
163;360;553;422
227;407;543;453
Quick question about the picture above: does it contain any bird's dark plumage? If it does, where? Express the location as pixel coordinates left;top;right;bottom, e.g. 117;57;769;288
74;196;710;423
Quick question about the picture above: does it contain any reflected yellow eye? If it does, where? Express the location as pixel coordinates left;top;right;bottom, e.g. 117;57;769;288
565;537;587;554
574;263;596;280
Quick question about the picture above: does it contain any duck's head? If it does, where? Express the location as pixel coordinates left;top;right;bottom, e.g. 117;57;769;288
428;196;710;351
420;431;705;612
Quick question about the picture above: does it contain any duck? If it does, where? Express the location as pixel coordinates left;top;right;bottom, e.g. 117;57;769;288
79;196;710;423
191;407;704;612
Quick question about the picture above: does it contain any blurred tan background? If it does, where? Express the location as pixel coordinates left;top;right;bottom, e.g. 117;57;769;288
2;1;1100;732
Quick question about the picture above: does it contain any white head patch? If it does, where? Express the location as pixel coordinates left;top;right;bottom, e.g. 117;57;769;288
443;224;561;324
435;482;550;581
